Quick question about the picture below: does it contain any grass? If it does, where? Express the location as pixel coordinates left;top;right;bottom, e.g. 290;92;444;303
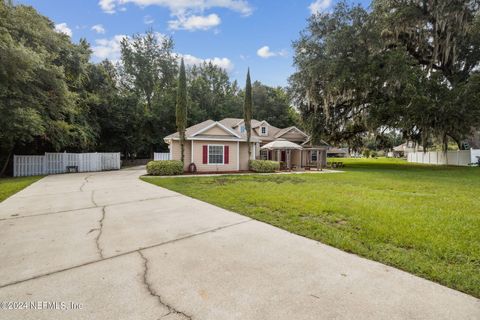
141;158;480;298
0;176;43;202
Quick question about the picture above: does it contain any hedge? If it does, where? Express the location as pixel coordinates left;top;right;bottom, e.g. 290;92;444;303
249;160;280;173
146;160;184;176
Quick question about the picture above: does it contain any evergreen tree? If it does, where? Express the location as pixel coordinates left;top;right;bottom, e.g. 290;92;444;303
243;69;253;159
176;58;187;164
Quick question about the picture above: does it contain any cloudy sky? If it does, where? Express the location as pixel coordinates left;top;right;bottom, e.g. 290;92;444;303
18;0;369;87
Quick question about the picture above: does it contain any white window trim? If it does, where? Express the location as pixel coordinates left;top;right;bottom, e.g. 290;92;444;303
311;151;318;162
207;144;225;165
260;126;268;136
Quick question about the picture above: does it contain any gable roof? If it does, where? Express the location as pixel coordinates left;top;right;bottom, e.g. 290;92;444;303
164;118;315;145
274;126;309;139
164;119;260;142
191;121;241;138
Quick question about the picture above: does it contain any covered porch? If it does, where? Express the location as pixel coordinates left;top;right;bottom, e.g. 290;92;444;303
259;139;328;170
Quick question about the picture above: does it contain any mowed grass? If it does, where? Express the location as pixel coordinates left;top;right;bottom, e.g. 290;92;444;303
142;158;480;297
0;176;43;202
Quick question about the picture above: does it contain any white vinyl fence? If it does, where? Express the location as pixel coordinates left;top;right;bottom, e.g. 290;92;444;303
154;152;170;161
14;152;121;177
407;149;480;166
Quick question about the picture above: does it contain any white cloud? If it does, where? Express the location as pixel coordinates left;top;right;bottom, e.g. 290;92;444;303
181;54;234;72
144;15;155;24
309;0;331;14
168;13;220;31
256;46;288;59
91;32;166;62
54;23;72;37
98;0;251;32
92;34;128;62
99;0;252;16
91;24;106;34
99;0;116;14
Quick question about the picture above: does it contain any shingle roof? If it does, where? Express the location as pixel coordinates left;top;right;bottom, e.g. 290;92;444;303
164;118;311;145
164;119;215;139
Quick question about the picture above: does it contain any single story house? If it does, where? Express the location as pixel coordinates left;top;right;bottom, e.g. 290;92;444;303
164;118;328;172
390;142;423;158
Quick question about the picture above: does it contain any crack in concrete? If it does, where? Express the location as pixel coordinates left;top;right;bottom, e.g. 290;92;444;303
0;219;252;289
138;251;192;320
0;195;182;222
94;206;106;259
79;174;93;192
91;190;98;207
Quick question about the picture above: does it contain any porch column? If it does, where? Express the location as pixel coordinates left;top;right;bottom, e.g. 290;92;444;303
287;150;291;169
277;150;280;162
317;150;320;170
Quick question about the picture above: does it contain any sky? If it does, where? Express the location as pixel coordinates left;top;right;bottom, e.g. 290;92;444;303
17;0;370;87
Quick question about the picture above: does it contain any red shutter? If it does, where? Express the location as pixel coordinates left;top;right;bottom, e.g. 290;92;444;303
202;145;208;164
224;146;229;164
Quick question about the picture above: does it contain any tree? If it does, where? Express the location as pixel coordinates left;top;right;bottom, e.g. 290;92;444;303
290;0;480;151
0;2;95;175
187;62;243;123
120;30;178;156
243;69;253;159
176;58;187;163
252;81;298;128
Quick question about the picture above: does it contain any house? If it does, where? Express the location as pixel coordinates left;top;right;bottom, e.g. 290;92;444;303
164;118;328;172
390;142;423;158
327;147;349;158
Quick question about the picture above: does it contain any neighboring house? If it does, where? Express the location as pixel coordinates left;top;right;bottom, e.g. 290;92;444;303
391;142;423;158
164;118;328;172
327;147;349;158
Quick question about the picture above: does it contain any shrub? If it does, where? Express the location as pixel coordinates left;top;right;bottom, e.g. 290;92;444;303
249;160;280;173
363;149;371;158
146;160;183;176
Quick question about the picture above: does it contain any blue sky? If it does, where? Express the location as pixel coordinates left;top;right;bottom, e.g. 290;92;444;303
17;0;370;87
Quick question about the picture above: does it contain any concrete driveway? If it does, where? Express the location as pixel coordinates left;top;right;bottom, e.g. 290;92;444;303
0;168;478;320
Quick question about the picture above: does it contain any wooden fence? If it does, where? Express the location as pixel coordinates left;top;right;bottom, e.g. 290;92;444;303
407;149;480;166
14;152;121;177
153;152;170;161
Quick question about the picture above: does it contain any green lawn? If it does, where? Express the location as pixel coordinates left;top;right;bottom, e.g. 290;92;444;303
0;176;43;202
141;158;480;298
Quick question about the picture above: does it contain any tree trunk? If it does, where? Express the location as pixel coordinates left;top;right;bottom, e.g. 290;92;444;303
0;149;13;177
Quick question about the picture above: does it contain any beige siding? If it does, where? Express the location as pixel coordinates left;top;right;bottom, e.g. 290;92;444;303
291;150;302;166
169;140;192;171
239;142;250;170
192;140;239;172
201;126;232;136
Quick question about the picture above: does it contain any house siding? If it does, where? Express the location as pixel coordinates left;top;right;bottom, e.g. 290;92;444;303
239;142;250;170
201;126;232;136
170;140;192;171
192;140;239;172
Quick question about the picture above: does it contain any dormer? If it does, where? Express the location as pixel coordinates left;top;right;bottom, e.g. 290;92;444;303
260;125;268;136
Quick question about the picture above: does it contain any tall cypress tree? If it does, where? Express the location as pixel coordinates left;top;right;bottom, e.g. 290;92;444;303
176;58;187;164
243;69;253;159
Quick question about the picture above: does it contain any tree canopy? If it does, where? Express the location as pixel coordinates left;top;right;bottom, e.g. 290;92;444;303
0;1;297;175
290;0;480;150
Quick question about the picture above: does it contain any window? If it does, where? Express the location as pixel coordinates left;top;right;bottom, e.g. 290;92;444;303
208;145;224;164
260;149;268;160
311;151;318;162
261;126;267;135
240;125;245;133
